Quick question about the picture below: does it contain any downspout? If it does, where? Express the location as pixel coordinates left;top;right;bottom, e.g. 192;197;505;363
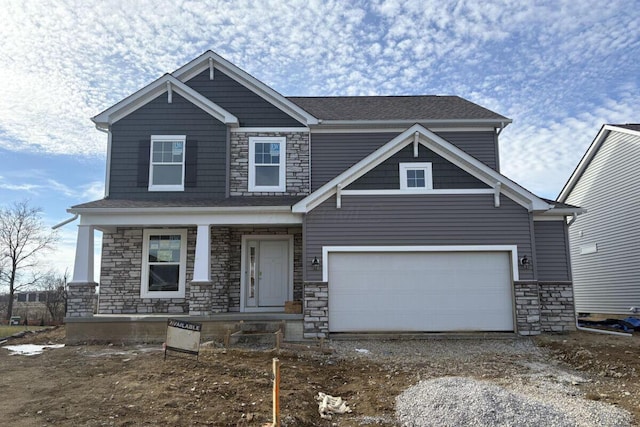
567;212;577;226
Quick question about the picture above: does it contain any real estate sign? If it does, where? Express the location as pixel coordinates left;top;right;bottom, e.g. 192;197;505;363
165;319;202;358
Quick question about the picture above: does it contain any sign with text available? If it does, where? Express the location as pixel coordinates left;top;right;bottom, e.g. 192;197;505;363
165;319;202;358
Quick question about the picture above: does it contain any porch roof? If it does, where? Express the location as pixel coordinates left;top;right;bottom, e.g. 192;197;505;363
72;196;304;210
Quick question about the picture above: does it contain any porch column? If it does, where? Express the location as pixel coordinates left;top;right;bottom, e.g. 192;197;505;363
189;224;213;316
67;225;97;318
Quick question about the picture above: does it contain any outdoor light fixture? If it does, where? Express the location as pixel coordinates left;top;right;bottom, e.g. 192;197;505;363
519;255;530;269
311;256;320;270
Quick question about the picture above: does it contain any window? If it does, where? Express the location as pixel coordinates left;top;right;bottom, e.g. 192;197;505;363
399;163;433;190
149;135;186;191
141;229;187;298
249;136;286;191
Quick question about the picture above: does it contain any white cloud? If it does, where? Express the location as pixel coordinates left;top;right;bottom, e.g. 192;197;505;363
0;0;637;199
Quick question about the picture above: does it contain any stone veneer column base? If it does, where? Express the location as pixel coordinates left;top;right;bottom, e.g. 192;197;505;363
539;282;576;332
189;281;213;316
303;282;328;339
66;282;97;317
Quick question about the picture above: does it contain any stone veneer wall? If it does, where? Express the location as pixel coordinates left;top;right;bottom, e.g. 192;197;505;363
99;227;195;314
227;226;303;311
210;227;230;312
67;282;97;317
229;132;310;196
303;282;329;339
539;282;576;332
514;282;541;336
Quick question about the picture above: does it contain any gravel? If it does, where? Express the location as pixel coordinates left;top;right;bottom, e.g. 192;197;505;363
329;338;632;427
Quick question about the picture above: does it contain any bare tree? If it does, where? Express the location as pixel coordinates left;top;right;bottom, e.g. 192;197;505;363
40;269;68;323
0;201;58;321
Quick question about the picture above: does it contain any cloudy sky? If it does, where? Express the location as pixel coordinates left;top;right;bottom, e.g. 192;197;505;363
0;0;638;277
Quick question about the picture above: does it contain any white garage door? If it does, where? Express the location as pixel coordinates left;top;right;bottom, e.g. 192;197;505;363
328;251;514;332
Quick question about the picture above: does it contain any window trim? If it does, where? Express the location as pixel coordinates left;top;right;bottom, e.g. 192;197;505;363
140;229;188;299
148;135;186;192
248;136;286;192
399;162;433;190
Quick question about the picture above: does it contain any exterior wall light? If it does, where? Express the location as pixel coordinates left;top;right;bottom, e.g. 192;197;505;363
519;255;530;269
311;256;320;270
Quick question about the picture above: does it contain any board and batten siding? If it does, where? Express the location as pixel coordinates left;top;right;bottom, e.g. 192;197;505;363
109;93;228;200
304;194;534;282
534;221;571;281
349;144;488;190
310;131;499;191
565;130;640;314
185;69;303;127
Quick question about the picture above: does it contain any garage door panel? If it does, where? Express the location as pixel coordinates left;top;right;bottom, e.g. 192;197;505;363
328;251;514;332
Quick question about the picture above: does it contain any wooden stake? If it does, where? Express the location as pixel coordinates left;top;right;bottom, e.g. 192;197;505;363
272;358;280;427
275;329;282;351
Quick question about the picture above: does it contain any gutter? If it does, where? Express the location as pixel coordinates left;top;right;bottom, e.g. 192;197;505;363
52;214;79;230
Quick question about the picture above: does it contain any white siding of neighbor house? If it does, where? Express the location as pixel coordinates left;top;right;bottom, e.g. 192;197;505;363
565;130;640;314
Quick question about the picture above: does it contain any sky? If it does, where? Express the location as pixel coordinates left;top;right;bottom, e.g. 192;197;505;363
0;0;638;280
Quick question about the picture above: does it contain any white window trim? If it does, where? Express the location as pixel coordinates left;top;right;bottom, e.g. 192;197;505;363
149;135;186;192
141;229;188;299
248;136;286;192
399;162;433;190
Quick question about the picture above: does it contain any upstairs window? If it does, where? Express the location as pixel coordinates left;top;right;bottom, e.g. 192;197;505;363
399;163;433;190
149;135;186;191
249;136;286;192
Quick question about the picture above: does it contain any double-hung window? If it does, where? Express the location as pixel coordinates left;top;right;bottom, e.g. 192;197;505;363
149;135;186;191
248;136;286;192
399;162;433;190
141;229;187;298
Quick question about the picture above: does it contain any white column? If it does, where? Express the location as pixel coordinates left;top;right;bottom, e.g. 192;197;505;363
71;225;95;283
193;224;211;282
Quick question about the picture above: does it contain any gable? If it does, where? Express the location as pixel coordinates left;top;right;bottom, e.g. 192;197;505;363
293;124;553;213
349;144;488;190
185;68;304;127
559;125;640;202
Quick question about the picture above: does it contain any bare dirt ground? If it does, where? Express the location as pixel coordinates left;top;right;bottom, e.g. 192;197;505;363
0;327;638;426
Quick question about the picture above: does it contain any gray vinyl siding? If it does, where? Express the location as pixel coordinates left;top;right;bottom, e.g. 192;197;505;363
565;130;640;314
350;144;487;190
311;131;498;191
109;92;227;199
534;221;571;281
304;194;534;281
185;69;303;127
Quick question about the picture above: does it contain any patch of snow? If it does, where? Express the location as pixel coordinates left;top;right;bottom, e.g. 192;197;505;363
2;344;65;356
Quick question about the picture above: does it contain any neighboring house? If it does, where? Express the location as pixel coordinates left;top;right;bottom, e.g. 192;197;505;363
558;124;640;315
63;51;582;342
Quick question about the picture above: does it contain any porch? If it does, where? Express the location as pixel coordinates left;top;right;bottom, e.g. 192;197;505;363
65;312;304;344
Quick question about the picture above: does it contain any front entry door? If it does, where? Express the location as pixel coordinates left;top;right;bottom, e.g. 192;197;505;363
245;239;290;310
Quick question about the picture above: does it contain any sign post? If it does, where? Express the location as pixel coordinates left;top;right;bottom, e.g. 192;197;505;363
165;319;202;360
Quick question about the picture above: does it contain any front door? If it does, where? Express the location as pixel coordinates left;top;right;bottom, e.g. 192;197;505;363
244;238;291;310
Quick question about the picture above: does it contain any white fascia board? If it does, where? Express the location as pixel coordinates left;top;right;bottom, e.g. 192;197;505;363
172;51;318;126
340;189;494;196
558;125;640;202
92;75;238;126
293;123;552;213
321;244;520;282
311;126;496;134
74;208;302;227
230;127;310;133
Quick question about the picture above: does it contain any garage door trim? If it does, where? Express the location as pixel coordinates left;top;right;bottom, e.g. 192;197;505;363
321;245;521;282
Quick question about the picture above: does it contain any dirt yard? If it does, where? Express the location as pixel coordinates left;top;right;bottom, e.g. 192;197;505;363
0;327;638;426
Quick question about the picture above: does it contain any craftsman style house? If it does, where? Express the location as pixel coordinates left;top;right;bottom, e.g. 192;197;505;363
64;51;581;342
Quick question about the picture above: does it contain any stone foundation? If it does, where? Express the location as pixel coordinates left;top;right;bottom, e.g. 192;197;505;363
303;282;329;339
67;282;97;317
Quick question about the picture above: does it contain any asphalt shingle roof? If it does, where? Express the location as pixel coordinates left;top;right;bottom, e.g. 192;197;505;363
72;196;304;210
286;96;509;121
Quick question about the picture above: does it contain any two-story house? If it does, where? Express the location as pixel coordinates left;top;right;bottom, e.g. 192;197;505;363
63;51;582;343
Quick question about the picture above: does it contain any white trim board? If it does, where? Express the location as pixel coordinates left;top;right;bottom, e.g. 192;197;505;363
92;74;238;126
172;51;318;126
75;211;303;227
321;245;520;282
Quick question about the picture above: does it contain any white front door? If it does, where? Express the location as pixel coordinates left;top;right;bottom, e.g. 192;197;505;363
244;238;291;310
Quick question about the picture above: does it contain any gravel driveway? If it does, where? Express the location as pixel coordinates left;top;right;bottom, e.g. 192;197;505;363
330;338;632;426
